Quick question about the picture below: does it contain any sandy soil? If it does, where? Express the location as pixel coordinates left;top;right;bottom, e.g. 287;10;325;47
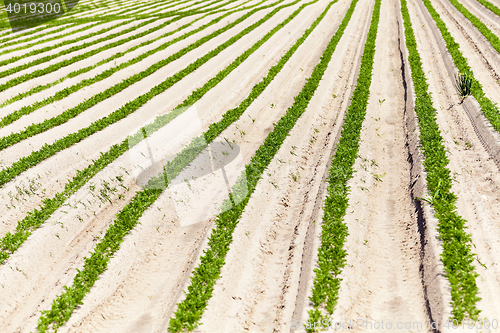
3;0;500;331
312;0;432;332
0;0;327;331
58;0;346;331
0;0;299;242
408;0;500;329
196;0;378;331
428;0;500;103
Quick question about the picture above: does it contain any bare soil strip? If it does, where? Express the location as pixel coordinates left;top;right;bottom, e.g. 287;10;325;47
408;0;500;328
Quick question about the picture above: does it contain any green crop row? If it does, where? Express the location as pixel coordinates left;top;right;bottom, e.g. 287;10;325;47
0;0;194;53
0;0;298;266
0;23;81;50
0;0;259;109
431;0;500;134
0;0;247;90
34;1;324;330
0;0;259;125
447;0;500;55
168;0;361;331
0;0;293;188
401;0;480;322
0;0;288;158
304;0;379;330
0;19;131;71
475;0;500;17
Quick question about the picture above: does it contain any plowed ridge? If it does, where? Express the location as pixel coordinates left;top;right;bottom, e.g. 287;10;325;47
1;0;500;331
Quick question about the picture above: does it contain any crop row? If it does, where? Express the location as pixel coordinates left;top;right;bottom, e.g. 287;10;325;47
34;0;325;330
167;0;363;331
431;0;500;134
0;0;233;82
0;22;86;52
447;0;500;58
303;0;379;330
475;0;500;17
401;0;480;321
0;0;261;124
0;0;290;179
0;0;298;267
0;0;197;53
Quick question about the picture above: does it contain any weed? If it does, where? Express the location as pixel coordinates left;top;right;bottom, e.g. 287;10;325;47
455;71;473;99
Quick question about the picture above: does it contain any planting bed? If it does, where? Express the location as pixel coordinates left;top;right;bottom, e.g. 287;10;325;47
1;0;500;331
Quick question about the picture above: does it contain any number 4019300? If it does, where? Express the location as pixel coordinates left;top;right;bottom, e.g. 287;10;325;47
5;2;62;14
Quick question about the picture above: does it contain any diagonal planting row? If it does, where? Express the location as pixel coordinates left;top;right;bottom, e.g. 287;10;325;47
33;0;338;330
0;0;297;187
0;0;350;330
0;0;261;122
0;0;303;261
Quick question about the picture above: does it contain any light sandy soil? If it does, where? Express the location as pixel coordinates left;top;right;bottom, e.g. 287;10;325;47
316;0;431;332
58;0;349;331
0;9;240;120
0;23;91;54
428;0;500;102
0;1;284;151
0;0;299;242
197;0;376;330
0;0;330;331
409;0;500;329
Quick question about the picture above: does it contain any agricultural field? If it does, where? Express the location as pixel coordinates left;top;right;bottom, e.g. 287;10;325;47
1;0;500;331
